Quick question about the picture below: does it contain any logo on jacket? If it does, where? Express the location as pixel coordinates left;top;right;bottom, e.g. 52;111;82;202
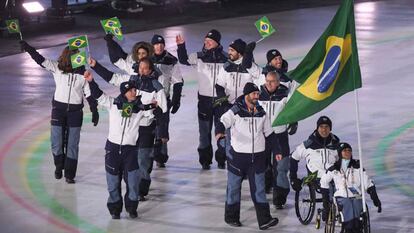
122;103;133;118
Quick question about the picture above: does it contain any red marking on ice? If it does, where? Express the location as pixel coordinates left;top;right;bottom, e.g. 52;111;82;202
0;117;80;233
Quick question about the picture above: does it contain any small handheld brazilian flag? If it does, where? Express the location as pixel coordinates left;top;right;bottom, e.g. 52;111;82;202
68;35;88;50
100;17;123;41
122;103;133;118
70;51;87;69
5;19;21;34
255;16;276;39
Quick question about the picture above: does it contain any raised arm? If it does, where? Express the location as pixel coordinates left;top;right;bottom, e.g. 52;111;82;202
20;40;46;68
104;34;128;64
83;70;112;109
176;34;197;66
88;57;129;87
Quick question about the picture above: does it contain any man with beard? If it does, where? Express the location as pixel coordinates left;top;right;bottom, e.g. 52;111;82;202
219;82;280;230
214;38;263;168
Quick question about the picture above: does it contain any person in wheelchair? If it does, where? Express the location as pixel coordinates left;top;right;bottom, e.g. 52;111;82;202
320;142;382;233
290;116;340;191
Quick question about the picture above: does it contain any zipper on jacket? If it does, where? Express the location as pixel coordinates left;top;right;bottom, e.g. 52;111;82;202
119;117;128;154
228;162;241;173
251;111;255;163
67;73;75;112
235;66;240;101
212;51;217;103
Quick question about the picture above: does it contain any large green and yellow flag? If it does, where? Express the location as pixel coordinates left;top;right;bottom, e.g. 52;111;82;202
273;0;361;126
68;35;88;50
70;51;87;69
255;16;276;38
5;19;20;34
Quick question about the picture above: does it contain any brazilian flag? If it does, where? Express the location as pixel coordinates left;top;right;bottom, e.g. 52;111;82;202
255;16;275;38
5;19;20;34
70;51;87;69
122;103;133;118
68;35;88;50
100;17;123;41
273;0;361;126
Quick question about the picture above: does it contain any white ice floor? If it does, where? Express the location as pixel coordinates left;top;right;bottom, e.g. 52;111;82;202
1;0;414;232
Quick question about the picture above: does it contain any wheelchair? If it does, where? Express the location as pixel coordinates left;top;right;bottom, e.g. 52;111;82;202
294;172;324;226
324;197;371;233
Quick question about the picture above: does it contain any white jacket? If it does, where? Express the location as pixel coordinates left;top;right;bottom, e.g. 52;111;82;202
291;133;340;178
220;97;274;154
114;54;136;75
109;73;168;126
258;84;290;134
42;59;92;104
320;164;374;198
97;93;144;146
246;62;299;96
216;57;263;104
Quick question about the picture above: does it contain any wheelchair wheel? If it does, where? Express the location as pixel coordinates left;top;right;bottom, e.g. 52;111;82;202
362;206;371;233
324;203;344;233
295;183;316;225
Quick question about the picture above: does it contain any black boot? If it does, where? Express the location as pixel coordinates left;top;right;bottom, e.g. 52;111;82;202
225;202;241;226
273;186;290;209
255;203;278;229
198;145;213;170
53;154;65;179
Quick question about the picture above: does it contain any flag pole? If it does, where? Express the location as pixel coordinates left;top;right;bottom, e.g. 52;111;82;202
354;88;367;213
85;35;90;69
256;36;266;44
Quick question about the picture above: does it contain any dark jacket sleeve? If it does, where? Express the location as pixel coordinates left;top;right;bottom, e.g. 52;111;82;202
171;82;183;103
91;61;114;83
86;95;98;112
177;43;191;65
215;84;226;98
290;157;299;179
88;80;104;100
265;132;281;155
21;41;46;67
105;36;128;64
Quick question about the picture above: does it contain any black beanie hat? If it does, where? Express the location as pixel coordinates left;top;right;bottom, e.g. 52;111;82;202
205;29;221;44
151;34;165;45
266;49;282;63
243;82;260;96
229;39;247;54
338;142;352;154
317;116;332;130
120;81;136;96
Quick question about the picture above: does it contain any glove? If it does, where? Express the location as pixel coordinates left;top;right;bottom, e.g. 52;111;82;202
245;42;256;54
287;122;298;135
19;40;29;51
104;34;114;41
171;100;180;114
290;178;302;192
368;186;382;213
92;111;99;126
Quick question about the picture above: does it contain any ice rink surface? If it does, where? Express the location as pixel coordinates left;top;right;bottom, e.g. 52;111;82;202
1;0;414;232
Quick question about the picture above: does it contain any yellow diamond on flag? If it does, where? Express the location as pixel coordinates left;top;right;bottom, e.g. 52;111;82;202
71;39;85;48
10;22;18;31
260;21;270;34
74;55;84;65
105;20;117;28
